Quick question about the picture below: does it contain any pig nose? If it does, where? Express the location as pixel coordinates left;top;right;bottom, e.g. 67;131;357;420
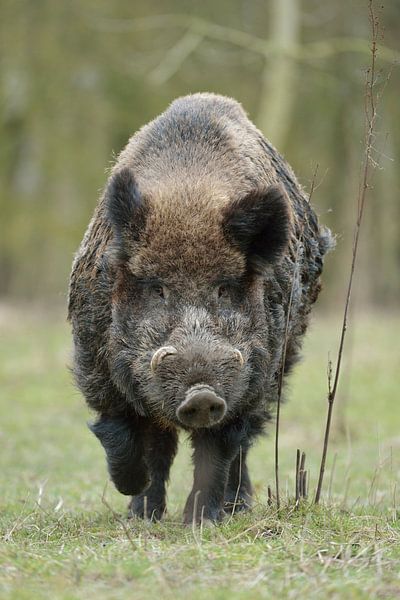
176;385;227;428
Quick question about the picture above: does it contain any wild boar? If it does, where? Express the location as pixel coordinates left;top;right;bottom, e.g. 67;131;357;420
68;93;333;523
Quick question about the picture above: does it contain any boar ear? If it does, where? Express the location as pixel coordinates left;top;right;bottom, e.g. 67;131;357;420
105;167;147;252
223;184;291;273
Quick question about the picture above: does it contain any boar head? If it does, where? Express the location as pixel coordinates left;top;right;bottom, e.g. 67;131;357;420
105;168;290;430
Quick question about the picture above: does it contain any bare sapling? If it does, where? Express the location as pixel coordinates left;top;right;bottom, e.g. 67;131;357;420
314;0;383;504
274;166;319;509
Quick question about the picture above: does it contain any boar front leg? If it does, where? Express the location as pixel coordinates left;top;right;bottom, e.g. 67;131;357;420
89;414;150;496
184;427;243;524
129;426;178;521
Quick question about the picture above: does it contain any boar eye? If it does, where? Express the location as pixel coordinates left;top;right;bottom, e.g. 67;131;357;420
149;283;167;300
218;285;230;299
217;284;235;308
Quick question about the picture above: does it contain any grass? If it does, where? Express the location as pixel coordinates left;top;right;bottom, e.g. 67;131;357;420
0;305;399;599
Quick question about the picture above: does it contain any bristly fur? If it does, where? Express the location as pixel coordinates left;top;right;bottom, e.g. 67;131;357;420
68;93;333;523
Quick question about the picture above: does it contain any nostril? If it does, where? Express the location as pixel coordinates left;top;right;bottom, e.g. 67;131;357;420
184;407;196;417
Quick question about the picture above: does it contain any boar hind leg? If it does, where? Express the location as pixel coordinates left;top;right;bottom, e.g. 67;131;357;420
224;446;253;514
183;428;241;525
89;415;149;496
129;427;178;521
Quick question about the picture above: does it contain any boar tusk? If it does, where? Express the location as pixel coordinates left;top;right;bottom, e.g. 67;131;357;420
150;346;178;373
234;348;244;367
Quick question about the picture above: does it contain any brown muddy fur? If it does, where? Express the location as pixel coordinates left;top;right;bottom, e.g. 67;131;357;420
68;93;333;523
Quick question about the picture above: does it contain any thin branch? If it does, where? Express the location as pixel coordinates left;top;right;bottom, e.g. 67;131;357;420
227;445;243;522
101;484;137;552
90;14;400;63
295;449;301;505
328;452;338;503
299;452;306;498
314;0;382;504
90;14;269;55
148;30;203;85
274;165;319;510
302;471;308;499
191;490;202;539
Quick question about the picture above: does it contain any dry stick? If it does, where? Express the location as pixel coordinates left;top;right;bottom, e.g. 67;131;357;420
298;467;303;499
302;471;308;499
298;451;306;498
300;451;306;476
299;452;306;498
392;483;397;524
101;484;137;552
295;449;301;504
192;490;201;543
314;0;380;504
327;452;338;504
341;469;352;509
274;166;319;510
228;445;243;522
199;505;205;541
143;495;148;521
92;14;400;64
223;503;297;546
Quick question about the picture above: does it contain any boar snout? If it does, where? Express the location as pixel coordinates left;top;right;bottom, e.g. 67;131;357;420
176;384;227;428
150;346;178;373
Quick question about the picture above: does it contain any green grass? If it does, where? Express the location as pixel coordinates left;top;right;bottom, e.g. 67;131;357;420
1;306;399;599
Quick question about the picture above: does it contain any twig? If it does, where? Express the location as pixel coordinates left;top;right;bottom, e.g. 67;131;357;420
228;445;243;522
199;505;205;543
148;30;203;85
368;466;381;506
101;483;137;552
191;490;201;545
295;451;307;501
328;452;338;504
392;483;397;524
4;507;34;542
274;165;318;510
143;495;148;521
223;503;291;545
295;449;301;504
299;452;306;498
90;15;400;63
314;0;382;504
341;468;352;509
304;471;308;499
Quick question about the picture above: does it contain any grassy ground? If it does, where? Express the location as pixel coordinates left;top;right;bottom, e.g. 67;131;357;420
1;306;399;599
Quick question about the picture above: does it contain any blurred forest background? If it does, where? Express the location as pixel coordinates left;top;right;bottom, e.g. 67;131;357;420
1;0;399;308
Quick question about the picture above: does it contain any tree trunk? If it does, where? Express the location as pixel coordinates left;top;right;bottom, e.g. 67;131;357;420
256;0;300;149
